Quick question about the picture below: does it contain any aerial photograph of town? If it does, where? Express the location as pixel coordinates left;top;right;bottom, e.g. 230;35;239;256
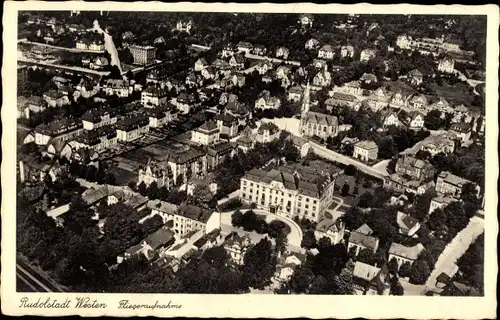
16;10;486;296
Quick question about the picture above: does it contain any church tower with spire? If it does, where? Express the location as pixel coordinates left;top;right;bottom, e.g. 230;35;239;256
299;81;311;136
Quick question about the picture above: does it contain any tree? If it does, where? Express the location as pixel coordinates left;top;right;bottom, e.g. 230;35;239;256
409;260;431;285
288;264;314;294
64;196;97;235
191;183;214;207
390;277;404;295
231;210;243;227
357;192;374;208
424;109;445;130
242;237;276;289
148;182;160;200
342;206;365;231
341;183;350;197
141;215;164;236
267;220;288;239
165;190;188;205
399;261;412;278
333;260;355;295
301;230;317;249
357;248;377;265
427;207;446;231
137;181;148;196
344;164;357;176
409;191;435;221
388;258;399;275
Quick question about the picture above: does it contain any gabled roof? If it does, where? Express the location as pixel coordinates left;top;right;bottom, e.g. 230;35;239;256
355;140;378;150
305;111;338;126
320;44;334;52
196;120;219;133
396;211;420;231
389;243;425;260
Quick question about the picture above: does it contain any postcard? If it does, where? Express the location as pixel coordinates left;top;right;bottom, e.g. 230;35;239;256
2;1;498;318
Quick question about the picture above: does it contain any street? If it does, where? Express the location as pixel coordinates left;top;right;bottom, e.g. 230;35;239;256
16;257;66;292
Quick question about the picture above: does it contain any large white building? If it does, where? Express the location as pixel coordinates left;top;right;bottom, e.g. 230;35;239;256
115;115;150;141
191;121;220;146
239;161;342;223
438;58;455;73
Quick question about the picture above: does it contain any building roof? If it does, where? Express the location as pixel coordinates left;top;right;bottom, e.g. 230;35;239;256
360;73;378;82
145;227;175;250
177;203;213;223
147;199;179;215
330;92;357;103
304;111;338;126
320;44;334;52
454;104;469;113
389;243;425;261
355;140;378;150
449;122;472;133
196;120;219;133
353;261;381;282
289;85;304;94
437;171;471;187
116;115;149;131
396;211;420;232
409;69;424;78
257;122;280;134
349;228;378;250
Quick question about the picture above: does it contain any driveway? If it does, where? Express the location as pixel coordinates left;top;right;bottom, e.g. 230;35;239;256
219;209;303;251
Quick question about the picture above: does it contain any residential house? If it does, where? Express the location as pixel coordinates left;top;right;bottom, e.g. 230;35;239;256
141;86;168;107
252;44;267;56
340;45;355;58
221;44;236;58
71;126;118;154
207;142;236;170
163;144;208;185
428;196;456;215
32;118;83;146
435;171;475;199
286;134;310;158
255;122;280;143
275;46;290;59
103;79;131;98
240;161;341;222
396;211;421;237
315;218;345;244
389;92;408;109
408;94;429;114
353;140;378;162
360;49;376;62
396;34;412;50
115;115;150;141
449;122;472;143
325;92;358;111
236;41;253;53
298;14;314;27
89;57;109;70
300;111;339;139
224;233;251;265
191;121;220;146
395;155;436;181
194;58;208;72
420;134;455;156
318;44;335;60
225;97;251;127
256;60;274;75
453;104;470;122
366;87;390;111
408;69;424;86
138;159;174;189
277;252;307;281
288;85;303;102
381;110;402;128
175;92;195;114
255;91;281;110
215;114;239;139
360;73;378;84
429;97;454;115
229;53;245;69
43;90;69;107
119;227;175;263
352;262;390;295
21;96;46;119
176;20;193;34
313;68;332;87
337;81;364;96
438;58;455;73
388;243;425;269
236;135;255;153
348;224;380;256
146;104;175;128
146;69;168;85
201;67;215;80
312;59;327;70
401;112;425;130
383;173;436;195
157;201;213;237
305;38;320;50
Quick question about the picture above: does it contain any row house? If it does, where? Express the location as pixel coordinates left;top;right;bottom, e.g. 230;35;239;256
145;104;176;128
435;171;475;199
81;109;117;130
115;115;150;142
255;90;281;110
28;118;83;146
240;161;341;222
318;44;335;60
383;173;435;195
138;159;174;189
72;126;118;154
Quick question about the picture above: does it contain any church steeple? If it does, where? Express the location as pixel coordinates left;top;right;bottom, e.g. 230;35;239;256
301;80;311;117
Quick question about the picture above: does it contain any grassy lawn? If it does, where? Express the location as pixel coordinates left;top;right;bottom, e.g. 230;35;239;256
384;80;417;96
334;173;383;207
429;80;475;106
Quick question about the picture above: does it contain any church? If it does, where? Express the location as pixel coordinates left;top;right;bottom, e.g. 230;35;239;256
299;82;339;139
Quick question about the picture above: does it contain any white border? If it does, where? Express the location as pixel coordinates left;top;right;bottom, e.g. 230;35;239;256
2;2;498;318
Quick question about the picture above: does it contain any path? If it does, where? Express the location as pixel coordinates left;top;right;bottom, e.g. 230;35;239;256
425;215;484;291
92;20;122;73
309;141;388;180
18;39;105;54
19;58;110;76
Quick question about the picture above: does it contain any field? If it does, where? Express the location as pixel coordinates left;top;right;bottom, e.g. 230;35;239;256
429;80;475;107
